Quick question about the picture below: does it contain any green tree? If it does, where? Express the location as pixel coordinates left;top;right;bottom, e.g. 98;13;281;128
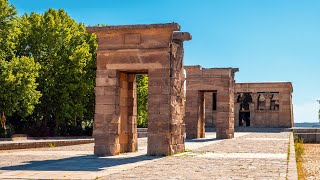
0;0;41;136
15;9;97;135
0;57;41;117
136;75;148;127
0;0;18;60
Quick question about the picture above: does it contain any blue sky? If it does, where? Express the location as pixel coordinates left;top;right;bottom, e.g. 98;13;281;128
10;0;320;122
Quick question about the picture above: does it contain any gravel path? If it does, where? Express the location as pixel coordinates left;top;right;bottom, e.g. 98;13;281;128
303;144;320;179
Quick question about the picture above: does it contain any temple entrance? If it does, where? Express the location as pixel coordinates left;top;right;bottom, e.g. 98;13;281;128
239;112;250;126
204;92;217;129
237;93;252;127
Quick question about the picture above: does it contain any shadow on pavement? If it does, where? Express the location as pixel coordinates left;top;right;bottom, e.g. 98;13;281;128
186;138;219;143
235;127;292;133
0;154;162;171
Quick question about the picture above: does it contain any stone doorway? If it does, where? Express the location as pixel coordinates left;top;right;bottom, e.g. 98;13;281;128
204;92;217;129
239;112;250;126
185;66;238;139
87;23;191;156
237;93;252;127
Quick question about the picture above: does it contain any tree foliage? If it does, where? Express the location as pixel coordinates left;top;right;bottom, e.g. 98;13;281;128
0;0;41;137
0;0;41;117
0;0;18;60
136;75;148;127
13;8;97;136
0;57;41;117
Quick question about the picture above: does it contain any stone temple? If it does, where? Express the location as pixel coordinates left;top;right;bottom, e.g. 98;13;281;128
87;23;294;157
190;66;294;131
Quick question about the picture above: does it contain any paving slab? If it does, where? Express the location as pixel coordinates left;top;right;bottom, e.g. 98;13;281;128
0;131;297;179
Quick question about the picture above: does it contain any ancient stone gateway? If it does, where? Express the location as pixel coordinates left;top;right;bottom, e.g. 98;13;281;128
185;66;238;139
87;23;191;156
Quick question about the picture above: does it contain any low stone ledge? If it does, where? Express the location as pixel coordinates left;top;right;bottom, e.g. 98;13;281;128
295;133;320;143
0;139;94;150
293;128;320;143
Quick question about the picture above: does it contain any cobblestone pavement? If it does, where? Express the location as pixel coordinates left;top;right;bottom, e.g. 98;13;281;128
302;144;320;180
0;131;294;179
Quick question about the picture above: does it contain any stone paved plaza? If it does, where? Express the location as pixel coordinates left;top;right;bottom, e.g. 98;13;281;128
0;131;296;179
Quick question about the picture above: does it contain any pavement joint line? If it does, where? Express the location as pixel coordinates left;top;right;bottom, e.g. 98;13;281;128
244;138;289;141
0;132;296;179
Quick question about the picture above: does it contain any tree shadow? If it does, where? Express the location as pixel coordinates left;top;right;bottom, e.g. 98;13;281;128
0;154;162;171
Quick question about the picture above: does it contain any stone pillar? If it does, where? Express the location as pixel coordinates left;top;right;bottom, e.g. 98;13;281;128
265;93;273;127
249;103;255;127
186;90;202;139
199;91;205;138
119;73;138;153
127;74;138;152
148;68;172;155
251;93;259;109
93;70;121;156
265;93;272;111
250;93;259;127
147;39;186;155
119;73;129;152
229;76;235;137
216;90;234;139
168;39;186;154
234;103;240;127
93;72;138;156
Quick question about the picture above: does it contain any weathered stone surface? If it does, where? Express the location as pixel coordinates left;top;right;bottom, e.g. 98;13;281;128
203;80;293;129
185;66;238;139
234;82;293;128
88;23;191;156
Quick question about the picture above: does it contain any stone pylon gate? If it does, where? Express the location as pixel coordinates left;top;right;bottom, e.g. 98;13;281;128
87;23;191;156
185;66;238;139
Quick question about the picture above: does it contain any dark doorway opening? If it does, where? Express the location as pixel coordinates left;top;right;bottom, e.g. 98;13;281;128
239;112;250;127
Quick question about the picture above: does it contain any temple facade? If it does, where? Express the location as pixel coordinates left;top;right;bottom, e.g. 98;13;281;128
204;82;294;129
181;66;295;130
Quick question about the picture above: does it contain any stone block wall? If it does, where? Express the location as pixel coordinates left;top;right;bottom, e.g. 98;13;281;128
234;82;293;128
185;66;238;139
88;23;191;156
